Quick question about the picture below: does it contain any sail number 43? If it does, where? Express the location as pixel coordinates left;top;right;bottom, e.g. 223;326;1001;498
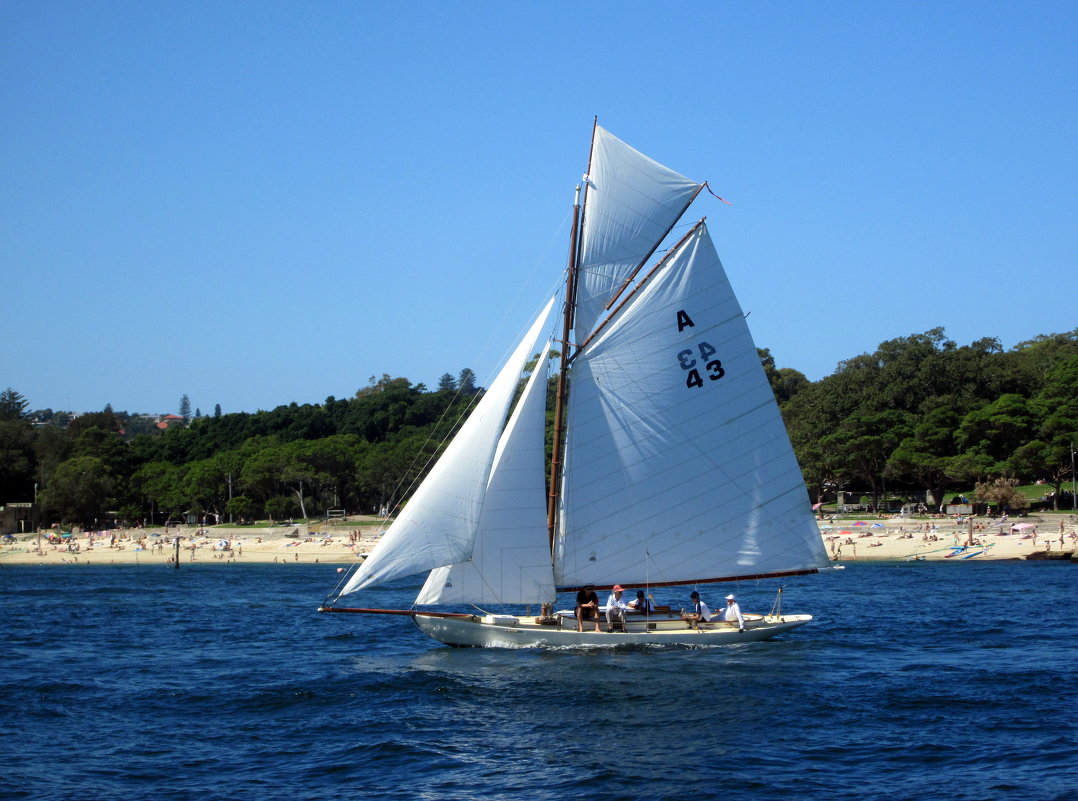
678;342;725;388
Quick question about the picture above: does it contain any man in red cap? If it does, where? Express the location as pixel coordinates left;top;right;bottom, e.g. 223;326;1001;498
605;584;628;632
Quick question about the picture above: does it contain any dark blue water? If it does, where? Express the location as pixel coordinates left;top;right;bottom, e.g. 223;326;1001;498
1;561;1075;801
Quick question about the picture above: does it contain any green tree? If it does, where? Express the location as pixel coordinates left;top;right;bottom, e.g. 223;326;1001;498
972;477;1029;514
356;433;435;513
824;410;908;511
886;404;962;506
956;394;1037;462
67;410;122;439
458;368;478;395
264;495;296;522
437;373;457;392
117;504;141;525
179;394;192;421
0;388;29;420
0;418;36;500
130;461;186;525
759;348;809;405
181;455;237;523
225;495;253;522
39;456;114;525
1012;356;1078;506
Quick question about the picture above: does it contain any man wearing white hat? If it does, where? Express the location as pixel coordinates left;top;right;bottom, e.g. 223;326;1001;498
721;594;745;632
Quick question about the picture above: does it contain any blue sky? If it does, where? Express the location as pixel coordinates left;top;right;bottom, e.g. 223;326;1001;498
3;2;1075;416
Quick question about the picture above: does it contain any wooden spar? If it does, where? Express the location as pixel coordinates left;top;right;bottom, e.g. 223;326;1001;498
602;182;706;312
546;191;580;554
555;568;820;594
318;606;475;619
547;118;598;555
573;218;706;359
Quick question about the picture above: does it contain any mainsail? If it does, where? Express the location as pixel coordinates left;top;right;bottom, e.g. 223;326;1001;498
573;125;702;339
555;223;830;588
339;298;555;595
416;342;555;605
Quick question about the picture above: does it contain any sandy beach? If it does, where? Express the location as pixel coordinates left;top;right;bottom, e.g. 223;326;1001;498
2;514;1076;567
819;514;1078;562
0;519;388;567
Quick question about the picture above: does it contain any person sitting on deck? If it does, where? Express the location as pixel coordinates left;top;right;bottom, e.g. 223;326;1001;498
627;590;654;615
721;594;746;632
575;584;601;632
606;585;628;632
681;591;711;629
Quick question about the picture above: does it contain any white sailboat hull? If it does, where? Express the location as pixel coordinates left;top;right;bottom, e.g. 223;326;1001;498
413;612;813;648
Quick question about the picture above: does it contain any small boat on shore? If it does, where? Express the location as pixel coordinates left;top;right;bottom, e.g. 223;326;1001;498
320;122;831;647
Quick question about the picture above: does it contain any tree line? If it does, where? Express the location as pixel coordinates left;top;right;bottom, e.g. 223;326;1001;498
2;328;1076;529
0;371;483;528
774;327;1078;512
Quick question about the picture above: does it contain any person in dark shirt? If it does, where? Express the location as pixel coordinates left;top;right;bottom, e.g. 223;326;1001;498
627;590;654;615
575;584;600;632
680;590;711;630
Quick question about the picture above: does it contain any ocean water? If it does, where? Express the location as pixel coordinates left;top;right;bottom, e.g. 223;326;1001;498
1;561;1075;801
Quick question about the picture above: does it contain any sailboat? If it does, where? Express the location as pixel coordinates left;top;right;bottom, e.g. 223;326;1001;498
320;122;832;647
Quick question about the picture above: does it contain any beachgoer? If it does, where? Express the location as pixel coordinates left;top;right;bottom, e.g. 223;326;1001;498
575;585;601;632
627;590;653;615
681;591;711;629
721;594;746;632
606;585;628;632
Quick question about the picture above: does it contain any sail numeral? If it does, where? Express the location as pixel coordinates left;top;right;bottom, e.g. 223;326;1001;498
678;341;725;389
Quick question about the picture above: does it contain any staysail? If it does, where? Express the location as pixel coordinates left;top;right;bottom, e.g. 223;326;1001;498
416;342;555;605
554;224;830;588
339;298;555;595
573;125;702;339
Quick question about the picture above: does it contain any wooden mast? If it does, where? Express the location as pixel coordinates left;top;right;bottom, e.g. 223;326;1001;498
547;118;597;555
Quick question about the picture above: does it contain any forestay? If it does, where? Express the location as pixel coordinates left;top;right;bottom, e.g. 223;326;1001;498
340;298;555;595
417;342;555;605
554;224;829;588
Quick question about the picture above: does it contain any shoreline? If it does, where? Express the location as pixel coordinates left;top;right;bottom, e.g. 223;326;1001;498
0;523;383;567
2;515;1076;567
821;513;1077;562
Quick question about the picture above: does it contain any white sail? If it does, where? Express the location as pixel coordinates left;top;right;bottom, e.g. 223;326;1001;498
554;224;829;588
416;342;555;605
339;298;555;595
574;125;702;339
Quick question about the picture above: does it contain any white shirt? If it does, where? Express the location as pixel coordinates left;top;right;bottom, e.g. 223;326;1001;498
694;600;711;621
721;601;744;627
607;592;628;611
